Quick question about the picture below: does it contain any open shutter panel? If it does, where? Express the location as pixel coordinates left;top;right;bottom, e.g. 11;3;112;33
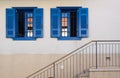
78;8;88;38
34;8;43;38
51;8;60;38
6;8;16;38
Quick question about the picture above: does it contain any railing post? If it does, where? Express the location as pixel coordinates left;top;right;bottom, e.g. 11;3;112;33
95;41;98;69
53;63;55;78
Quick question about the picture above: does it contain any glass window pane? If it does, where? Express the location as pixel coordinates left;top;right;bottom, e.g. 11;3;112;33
64;18;68;22
28;24;33;27
62;28;65;31
62;22;65;26
64;28;67;31
62;13;65;17
28;13;33;17
64;13;67;17
62;32;65;37
64;22;67;26
64;32;68;37
62;18;65;22
27;30;33;37
28;18;33;22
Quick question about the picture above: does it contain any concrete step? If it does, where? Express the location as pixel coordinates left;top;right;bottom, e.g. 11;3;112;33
89;67;120;78
80;71;89;78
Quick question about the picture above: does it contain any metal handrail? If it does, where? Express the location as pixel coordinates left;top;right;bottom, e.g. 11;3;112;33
27;40;93;78
26;40;120;78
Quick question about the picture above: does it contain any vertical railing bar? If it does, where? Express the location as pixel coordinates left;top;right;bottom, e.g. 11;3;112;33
112;43;114;66
44;71;45;78
98;43;99;67
41;73;43;78
88;44;90;68
116;43;118;66
81;50;83;73
37;74;39;78
56;64;59;78
66;58;68;78
40;73;42;78
92;43;93;67
118;43;120;67
117;43;119;66
82;48;84;72
79;50;81;73
101;43;103;67
118;43;119;67
50;67;52;77
63;61;65;78
90;43;93;68
53;63;55;78
85;48;87;70
76;53;78;76
101;43;104;67
109;43;111;67
105;43;107;67
100;43;102;67
70;57;72;78
88;45;90;68
118;43;119;66
60;62;62;78
47;69;48;78
114;43;117;65
99;43;101;67
95;41;98;69
73;55;74;78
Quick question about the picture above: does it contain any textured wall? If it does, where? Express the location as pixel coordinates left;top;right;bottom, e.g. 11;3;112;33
0;54;65;78
0;0;120;54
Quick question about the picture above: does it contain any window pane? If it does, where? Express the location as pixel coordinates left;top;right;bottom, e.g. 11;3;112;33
62;32;65;37
64;28;67;31
28;24;33;27
62;17;68;22
27;30;33;37
64;22;67;26
28;13;33;17
64;32;68;37
62;28;65;31
61;12;68;37
64;13;67;17
62;18;65;22
28;18;33;22
62;13;65;17
62;22;65;26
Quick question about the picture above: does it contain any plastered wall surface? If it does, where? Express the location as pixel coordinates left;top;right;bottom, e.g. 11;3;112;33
0;0;120;54
0;0;120;78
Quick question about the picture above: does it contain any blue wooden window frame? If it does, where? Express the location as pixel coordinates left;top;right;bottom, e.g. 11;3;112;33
6;7;43;40
51;7;88;40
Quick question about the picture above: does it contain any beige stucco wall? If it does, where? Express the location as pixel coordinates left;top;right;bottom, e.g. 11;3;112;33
0;0;120;78
0;54;119;78
0;0;120;54
0;54;65;78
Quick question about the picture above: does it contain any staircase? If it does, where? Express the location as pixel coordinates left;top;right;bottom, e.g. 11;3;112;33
26;40;120;78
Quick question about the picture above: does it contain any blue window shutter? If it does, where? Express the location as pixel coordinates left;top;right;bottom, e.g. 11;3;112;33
6;8;16;38
34;8;43;38
51;8;60;38
78;8;88;38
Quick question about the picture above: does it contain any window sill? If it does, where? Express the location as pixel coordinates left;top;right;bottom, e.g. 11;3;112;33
12;37;37;40
58;37;81;40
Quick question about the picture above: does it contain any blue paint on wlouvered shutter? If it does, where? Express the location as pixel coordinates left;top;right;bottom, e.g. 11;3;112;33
78;8;88;38
34;8;43;38
6;8;16;38
51;8;60;38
